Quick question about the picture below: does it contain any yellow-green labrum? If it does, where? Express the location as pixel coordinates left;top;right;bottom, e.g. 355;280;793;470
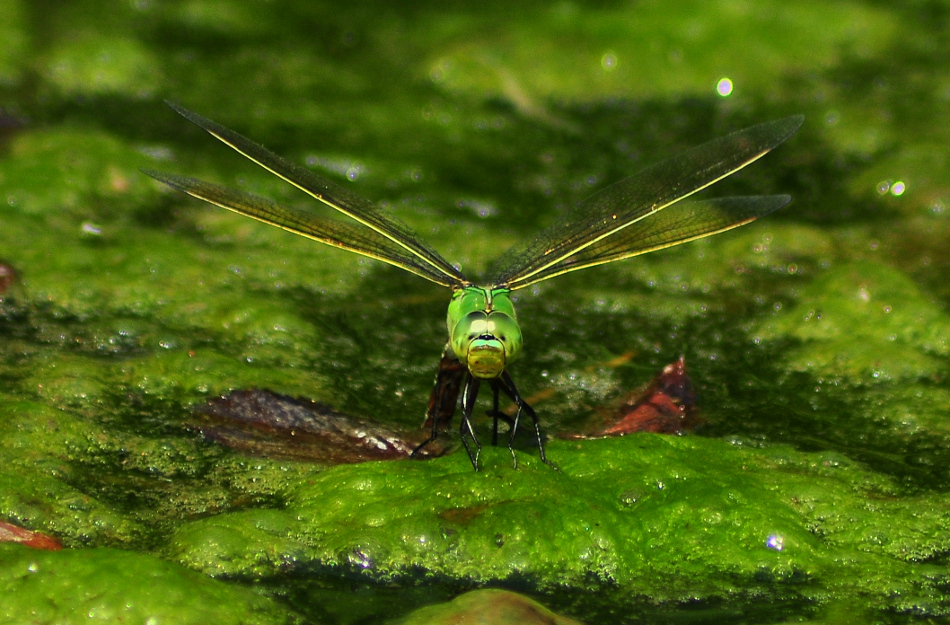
447;286;523;379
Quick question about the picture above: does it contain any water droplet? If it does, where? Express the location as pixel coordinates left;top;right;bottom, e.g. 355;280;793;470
766;534;784;550
716;78;733;97
619;489;641;506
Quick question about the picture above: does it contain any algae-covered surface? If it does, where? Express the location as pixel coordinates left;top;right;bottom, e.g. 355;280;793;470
2;1;950;623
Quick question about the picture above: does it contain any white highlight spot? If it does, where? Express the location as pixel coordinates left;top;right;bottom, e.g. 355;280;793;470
766;534;785;550
716;78;733;97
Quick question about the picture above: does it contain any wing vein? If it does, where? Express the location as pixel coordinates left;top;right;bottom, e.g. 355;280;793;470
491;115;803;288
143;170;459;286
165;101;466;286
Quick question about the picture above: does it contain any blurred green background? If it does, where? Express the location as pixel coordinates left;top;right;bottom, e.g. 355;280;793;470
2;1;950;624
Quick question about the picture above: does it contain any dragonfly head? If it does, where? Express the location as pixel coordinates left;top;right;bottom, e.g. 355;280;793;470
449;310;523;379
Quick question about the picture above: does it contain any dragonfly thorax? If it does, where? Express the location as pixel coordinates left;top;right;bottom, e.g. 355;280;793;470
447;286;523;379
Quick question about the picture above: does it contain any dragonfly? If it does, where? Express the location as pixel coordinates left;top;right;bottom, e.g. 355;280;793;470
144;101;802;471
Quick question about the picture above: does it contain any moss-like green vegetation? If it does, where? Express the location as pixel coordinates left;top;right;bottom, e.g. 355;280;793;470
0;543;297;625
1;1;949;623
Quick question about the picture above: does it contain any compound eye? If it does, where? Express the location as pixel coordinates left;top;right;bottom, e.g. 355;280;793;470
450;311;489;361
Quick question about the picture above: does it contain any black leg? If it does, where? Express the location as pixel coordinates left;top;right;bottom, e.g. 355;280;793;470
490;382;501;446
498;371;556;469
486;380;515;435
459;374;482;470
412;356;553;471
506;393;522;470
410;407;442;459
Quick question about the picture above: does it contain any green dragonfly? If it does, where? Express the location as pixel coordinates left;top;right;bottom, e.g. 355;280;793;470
144;101;802;471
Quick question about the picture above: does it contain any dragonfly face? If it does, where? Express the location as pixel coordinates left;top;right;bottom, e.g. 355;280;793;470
447;286;523;379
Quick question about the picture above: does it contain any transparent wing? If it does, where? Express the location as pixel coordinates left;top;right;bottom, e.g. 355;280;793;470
162;101;466;286
143;170;460;286
491;115;803;288
507;195;790;289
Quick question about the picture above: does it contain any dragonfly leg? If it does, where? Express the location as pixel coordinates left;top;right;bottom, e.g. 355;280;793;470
488;379;519;468
486;395;515;444
490;383;501;446
499;371;557;469
411;348;465;459
486;380;517;445
507;400;522;470
459;374;482;471
410;412;440;459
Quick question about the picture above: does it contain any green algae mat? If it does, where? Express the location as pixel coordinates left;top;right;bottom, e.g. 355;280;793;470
2;1;950;623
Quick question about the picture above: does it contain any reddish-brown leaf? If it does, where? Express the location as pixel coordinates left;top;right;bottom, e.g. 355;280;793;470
0;521;62;551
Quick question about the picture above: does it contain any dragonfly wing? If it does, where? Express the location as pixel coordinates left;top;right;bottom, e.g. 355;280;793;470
507;195;790;288
164;101;467;286
491;115;803;287
143;170;461;286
